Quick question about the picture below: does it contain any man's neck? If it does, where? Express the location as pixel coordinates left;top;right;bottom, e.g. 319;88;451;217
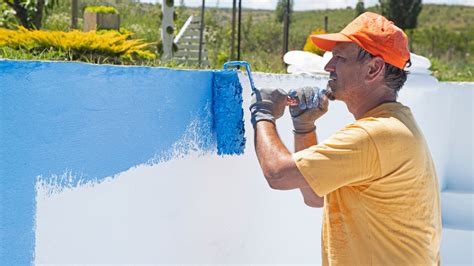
347;87;396;120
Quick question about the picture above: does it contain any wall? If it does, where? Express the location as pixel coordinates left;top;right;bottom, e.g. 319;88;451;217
441;82;473;190
1;60;472;264
1;60;219;264
34;71;331;264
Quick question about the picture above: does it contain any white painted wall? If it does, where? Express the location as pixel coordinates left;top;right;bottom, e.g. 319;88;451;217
35;72;473;264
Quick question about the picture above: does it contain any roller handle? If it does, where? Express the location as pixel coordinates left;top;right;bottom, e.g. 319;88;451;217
286;89;331;107
223;61;305;106
287;96;298;106
224;61;257;93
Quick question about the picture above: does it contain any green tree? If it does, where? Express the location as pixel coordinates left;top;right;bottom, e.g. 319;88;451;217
379;0;422;30
2;0;58;29
275;0;292;23
355;1;366;17
0;2;17;28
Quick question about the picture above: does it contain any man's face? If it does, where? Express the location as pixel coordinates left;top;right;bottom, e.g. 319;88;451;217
324;43;366;101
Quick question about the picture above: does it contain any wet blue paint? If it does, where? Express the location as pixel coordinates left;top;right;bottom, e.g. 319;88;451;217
212;70;246;155
0;60;244;265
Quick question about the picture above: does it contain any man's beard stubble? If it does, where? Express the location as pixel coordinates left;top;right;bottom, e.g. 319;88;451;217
326;72;337;101
326;83;336;101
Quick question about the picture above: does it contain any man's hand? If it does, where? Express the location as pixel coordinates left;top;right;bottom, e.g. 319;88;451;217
249;87;288;127
289;87;329;134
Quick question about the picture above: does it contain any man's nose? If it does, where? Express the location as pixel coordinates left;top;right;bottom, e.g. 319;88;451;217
324;57;336;73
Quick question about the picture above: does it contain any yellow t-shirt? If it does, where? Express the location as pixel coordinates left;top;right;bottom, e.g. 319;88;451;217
293;102;441;266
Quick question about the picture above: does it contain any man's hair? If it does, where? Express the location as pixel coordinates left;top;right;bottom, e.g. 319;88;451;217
356;47;409;97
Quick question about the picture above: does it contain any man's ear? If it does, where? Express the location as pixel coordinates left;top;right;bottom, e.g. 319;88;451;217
366;57;385;82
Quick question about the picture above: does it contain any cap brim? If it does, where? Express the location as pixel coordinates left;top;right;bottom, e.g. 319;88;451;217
310;33;352;51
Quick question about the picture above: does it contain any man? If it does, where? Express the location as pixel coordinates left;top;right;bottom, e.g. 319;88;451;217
249;12;441;265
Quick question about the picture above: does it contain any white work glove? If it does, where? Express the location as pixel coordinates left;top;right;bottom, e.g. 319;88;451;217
288;87;329;134
249;87;288;127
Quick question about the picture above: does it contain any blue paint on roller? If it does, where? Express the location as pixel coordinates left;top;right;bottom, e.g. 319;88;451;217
212;70;246;155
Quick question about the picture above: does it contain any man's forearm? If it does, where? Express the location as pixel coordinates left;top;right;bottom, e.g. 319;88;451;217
254;121;291;179
294;129;324;207
294;130;317;152
254;121;310;190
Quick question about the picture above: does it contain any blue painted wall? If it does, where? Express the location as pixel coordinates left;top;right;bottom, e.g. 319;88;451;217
0;60;239;265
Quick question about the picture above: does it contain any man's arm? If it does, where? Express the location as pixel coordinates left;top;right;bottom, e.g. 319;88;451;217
289;87;329;208
254;121;310;190
294;130;324;207
249;87;327;208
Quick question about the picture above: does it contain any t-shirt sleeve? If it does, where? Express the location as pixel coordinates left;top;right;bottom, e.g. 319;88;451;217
292;123;381;196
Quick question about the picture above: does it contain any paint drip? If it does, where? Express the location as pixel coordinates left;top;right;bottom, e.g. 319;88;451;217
212;70;246;155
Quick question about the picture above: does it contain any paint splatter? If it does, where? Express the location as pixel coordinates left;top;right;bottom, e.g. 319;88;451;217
36;102;217;197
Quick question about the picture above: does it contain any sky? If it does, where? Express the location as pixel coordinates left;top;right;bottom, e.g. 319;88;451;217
141;0;474;11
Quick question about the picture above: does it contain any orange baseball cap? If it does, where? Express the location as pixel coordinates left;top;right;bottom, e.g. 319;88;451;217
311;12;410;69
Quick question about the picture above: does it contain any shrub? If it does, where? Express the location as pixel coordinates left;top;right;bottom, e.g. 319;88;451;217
0;2;17;29
43;12;70;31
0;27;156;64
411;26;473;62
430;57;473;82
84;6;119;14
303;29;326;56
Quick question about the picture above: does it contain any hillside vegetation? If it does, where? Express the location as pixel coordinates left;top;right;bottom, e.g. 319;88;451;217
0;1;472;81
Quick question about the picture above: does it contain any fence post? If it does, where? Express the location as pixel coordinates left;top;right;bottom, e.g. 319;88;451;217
198;0;206;66
71;0;78;29
237;0;242;61
231;0;237;60
324;16;328;32
161;0;174;62
282;0;290;63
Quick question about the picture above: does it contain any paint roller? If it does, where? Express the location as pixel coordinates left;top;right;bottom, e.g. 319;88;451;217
223;61;299;105
213;61;299;156
211;62;246;156
214;61;329;155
